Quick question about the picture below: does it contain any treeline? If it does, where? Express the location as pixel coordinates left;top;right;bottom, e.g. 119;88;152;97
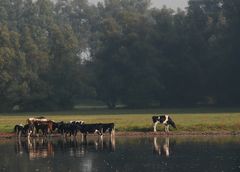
0;0;240;111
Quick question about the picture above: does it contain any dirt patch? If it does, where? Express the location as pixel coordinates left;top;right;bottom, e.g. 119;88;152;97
0;133;15;139
1;131;240;139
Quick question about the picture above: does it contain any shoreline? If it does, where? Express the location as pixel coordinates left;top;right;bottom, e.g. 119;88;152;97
1;131;240;139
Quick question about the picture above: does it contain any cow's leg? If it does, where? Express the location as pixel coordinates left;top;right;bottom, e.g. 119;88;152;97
60;129;65;137
165;125;169;132
74;129;78;137
84;133;87;140
27;130;32;138
111;128;115;138
81;133;84;142
44;128;48;137
36;128;39;137
100;128;103;137
95;129;103;139
94;129;102;136
153;121;159;132
83;133;88;143
99;136;103;149
18;130;22;138
32;126;36;136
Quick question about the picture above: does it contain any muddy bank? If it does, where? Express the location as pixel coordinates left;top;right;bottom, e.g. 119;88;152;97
115;131;240;137
1;131;240;139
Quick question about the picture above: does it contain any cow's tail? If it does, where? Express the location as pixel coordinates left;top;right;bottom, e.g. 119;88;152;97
168;117;176;129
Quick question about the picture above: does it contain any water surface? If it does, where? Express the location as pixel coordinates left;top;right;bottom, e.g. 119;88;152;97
0;136;239;172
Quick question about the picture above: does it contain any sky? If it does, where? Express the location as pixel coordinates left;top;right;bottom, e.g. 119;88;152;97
89;0;189;10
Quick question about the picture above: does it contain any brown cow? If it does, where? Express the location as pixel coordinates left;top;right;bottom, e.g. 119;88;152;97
27;117;54;135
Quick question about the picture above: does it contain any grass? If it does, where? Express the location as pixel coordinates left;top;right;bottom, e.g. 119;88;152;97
0;107;240;133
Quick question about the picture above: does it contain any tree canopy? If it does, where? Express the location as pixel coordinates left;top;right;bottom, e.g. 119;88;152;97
0;0;240;111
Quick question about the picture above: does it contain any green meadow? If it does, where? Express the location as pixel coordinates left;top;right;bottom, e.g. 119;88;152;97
1;108;240;133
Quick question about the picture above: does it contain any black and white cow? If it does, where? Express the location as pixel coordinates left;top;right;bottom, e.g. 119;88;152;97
152;115;176;132
69;120;84;136
78;123;115;139
101;123;115;136
14;124;24;137
34;122;49;136
56;120;84;136
79;123;104;137
14;124;34;137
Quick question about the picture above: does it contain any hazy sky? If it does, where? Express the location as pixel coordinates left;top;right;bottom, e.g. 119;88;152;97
150;0;188;9
89;0;189;10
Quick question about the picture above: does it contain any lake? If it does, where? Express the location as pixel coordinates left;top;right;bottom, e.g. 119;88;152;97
0;135;239;172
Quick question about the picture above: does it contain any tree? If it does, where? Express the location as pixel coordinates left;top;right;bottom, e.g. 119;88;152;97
91;0;159;108
18;26;50;110
46;23;84;109
0;25;26;111
213;0;240;105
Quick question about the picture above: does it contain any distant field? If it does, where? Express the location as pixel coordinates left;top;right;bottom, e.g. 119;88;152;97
0;108;240;133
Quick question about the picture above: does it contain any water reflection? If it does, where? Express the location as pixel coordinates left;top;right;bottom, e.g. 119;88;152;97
153;137;174;157
15;138;54;160
15;136;116;160
1;136;239;172
57;136;116;157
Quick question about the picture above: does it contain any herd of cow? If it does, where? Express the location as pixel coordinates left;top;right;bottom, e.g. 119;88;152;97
14;114;176;138
14;117;115;138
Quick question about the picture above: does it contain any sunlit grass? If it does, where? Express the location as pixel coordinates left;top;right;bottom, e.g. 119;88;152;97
0;108;240;133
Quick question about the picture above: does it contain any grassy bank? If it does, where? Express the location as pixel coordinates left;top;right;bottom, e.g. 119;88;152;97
0;108;240;133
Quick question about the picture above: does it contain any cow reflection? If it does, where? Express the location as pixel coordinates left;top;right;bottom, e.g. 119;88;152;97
15;138;54;160
58;136;116;157
153;137;170;157
15;139;24;156
15;136;115;159
28;138;54;160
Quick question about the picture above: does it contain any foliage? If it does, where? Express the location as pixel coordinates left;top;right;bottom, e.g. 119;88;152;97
0;0;240;111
